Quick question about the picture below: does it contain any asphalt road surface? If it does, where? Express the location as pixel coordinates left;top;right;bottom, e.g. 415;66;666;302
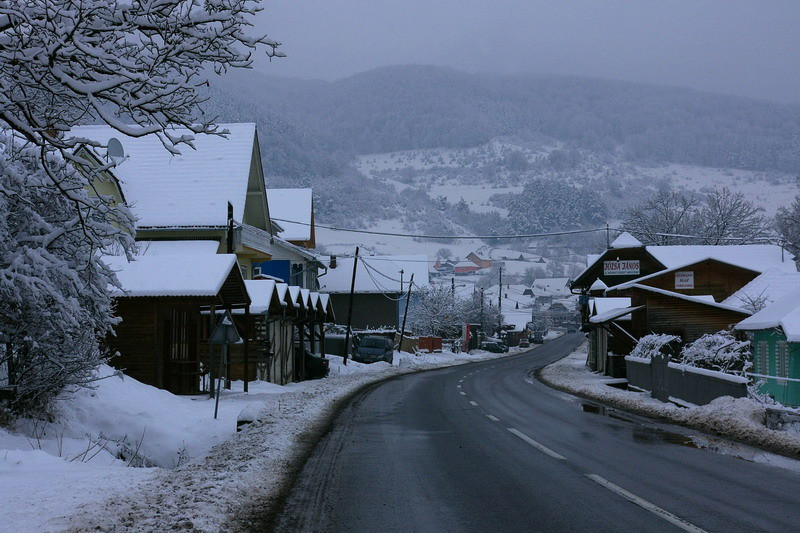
271;333;800;532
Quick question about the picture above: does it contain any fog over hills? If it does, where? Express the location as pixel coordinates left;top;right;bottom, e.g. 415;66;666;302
205;65;800;254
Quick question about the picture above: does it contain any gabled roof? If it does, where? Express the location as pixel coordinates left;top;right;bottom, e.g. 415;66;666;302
105;254;247;306
610;232;643;249
320;255;430;294
722;269;800;310
647;245;794;273
268;189;313;242
736;287;800;341
70;123;266;230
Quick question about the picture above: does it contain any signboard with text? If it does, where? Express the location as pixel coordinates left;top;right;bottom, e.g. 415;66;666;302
675;271;694;289
603;260;640;276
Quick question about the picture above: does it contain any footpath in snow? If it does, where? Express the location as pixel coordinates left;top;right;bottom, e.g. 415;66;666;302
0;347;522;533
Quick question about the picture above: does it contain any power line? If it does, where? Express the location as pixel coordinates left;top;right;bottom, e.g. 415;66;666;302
271;216;781;245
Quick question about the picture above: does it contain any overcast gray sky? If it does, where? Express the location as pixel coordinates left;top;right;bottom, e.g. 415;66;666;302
253;0;800;104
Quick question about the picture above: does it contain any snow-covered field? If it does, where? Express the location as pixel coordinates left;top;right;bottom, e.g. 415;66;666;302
0;347;525;532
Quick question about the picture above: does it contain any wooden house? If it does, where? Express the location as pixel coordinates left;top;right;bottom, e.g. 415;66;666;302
72;123;305;280
106;254;250;395
572;232;796;370
733;272;800;406
466;252;492;269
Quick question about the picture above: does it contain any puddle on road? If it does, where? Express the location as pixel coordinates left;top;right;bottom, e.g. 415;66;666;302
579;401;800;472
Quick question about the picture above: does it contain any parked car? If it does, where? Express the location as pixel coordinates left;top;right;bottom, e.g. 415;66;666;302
354;335;394;363
480;341;509;353
304;350;330;379
531;333;544;344
518;338;530;348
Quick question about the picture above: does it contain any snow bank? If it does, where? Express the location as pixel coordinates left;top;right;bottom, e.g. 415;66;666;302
540;344;800;457
1;347;522;532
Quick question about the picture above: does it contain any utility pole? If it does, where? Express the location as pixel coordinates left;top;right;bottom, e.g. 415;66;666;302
606;223;610;249
400;269;404;294
480;287;484;328
399;274;414;353
451;276;455;296
343;247;359;366
498;265;503;335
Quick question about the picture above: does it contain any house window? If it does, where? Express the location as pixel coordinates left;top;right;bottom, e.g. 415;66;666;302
778;341;789;383
240;263;249;280
756;341;768;374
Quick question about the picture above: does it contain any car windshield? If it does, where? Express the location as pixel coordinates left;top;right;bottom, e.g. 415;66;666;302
361;338;386;348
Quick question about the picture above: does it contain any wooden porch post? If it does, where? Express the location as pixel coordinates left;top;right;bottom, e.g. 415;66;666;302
243;306;250;393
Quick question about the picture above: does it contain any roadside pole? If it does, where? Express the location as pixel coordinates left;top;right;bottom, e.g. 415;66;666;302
343;247;359;365
398;274;414;353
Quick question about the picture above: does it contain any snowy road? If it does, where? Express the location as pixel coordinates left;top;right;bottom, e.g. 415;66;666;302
267;333;800;532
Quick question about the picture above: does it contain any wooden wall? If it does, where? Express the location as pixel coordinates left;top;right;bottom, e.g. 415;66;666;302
639;260;758;302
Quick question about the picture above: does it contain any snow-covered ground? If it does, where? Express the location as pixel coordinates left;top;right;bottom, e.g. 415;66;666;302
9;340;800;531
0;347;525;532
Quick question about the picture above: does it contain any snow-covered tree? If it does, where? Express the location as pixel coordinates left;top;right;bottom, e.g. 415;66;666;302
0;136;135;414
0;0;281;414
694;188;771;245
623;188;772;245
776;194;800;265
621;190;698;245
409;284;463;337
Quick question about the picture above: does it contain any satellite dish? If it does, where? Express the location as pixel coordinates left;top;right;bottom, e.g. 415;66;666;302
107;137;125;166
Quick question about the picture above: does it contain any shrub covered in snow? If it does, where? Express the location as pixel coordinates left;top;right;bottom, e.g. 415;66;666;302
679;331;752;376
628;333;681;359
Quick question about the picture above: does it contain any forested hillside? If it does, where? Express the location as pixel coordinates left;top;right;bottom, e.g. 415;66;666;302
205;65;800;242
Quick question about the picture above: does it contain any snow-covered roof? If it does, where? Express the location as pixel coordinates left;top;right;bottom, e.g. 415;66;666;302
135;240;220;256
531;277;571;297
105;254;238;297
589;278;608;292
736;287;800;341
267;189;313;242
243;279;277;314
320;255;430;294
610;232;643;249
71;123;257;228
647;245;795;273
502;310;531;332
722;269;800;310
592;297;632;316
590;305;643;324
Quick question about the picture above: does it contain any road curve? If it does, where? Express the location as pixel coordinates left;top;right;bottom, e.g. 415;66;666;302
270;333;800;532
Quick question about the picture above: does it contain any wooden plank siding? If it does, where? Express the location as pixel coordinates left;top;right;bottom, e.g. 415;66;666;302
634;259;759;302
625;290;749;345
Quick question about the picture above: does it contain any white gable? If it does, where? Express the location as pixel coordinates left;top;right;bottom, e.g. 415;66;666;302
268;188;313;241
610;232;643;249
71;123;258;228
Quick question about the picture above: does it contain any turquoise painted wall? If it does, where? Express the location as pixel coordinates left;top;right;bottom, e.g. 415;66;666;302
751;329;800;407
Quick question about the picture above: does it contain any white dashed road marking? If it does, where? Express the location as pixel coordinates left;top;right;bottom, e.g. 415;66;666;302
469;401;478;406
586;474;707;533
507;428;566;460
459;392;467;396
486;415;500;422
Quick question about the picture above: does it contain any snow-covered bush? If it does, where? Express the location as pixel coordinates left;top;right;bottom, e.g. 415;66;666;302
0;138;133;415
679;331;752;376
628;333;681;359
